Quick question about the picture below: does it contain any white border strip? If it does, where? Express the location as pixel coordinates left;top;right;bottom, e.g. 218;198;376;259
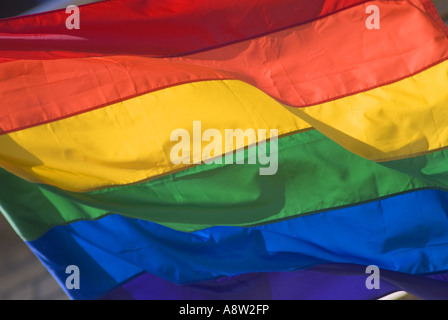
378;291;410;300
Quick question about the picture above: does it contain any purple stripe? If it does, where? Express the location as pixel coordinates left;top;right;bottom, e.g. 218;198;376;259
100;263;448;300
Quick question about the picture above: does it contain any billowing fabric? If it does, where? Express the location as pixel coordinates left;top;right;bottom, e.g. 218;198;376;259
1;0;448;300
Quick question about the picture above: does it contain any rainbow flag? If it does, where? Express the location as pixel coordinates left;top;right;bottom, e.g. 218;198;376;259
1;0;448;300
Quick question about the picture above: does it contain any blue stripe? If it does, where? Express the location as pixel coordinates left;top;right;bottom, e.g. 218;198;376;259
27;189;448;299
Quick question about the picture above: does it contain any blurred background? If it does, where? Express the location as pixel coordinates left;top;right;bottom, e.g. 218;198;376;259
0;0;101;19
0;0;447;300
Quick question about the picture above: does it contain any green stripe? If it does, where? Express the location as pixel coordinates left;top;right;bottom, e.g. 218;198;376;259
1;129;444;241
382;147;448;188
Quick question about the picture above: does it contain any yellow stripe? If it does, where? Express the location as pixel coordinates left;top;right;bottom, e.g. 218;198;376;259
1;60;448;192
287;59;448;161
0;80;310;192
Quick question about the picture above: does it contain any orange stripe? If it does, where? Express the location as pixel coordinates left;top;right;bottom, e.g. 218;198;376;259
1;0;447;134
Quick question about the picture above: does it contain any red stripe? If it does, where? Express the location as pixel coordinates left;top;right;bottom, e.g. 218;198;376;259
1;0;448;135
0;0;370;62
